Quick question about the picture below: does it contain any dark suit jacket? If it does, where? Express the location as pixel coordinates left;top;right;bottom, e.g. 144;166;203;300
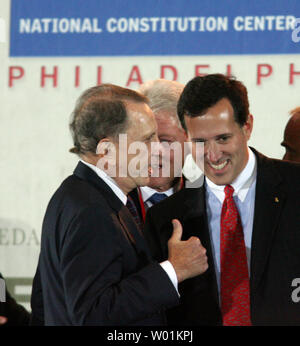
128;177;185;223
0;273;30;326
31;162;179;326
144;149;300;326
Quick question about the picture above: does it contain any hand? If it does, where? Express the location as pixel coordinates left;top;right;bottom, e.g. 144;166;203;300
168;219;208;283
0;316;8;325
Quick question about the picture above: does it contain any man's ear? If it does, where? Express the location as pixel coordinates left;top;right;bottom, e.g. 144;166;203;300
243;114;254;140
96;138;111;156
96;138;117;175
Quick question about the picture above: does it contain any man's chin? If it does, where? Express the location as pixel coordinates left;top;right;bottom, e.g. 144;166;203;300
148;177;173;191
136;176;150;187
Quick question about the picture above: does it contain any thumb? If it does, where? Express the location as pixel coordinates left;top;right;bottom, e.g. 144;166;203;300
0;316;8;325
171;219;183;242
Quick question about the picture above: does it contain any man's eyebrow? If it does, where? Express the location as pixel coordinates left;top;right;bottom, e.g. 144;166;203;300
191;133;232;141
191;137;206;142
215;133;232;140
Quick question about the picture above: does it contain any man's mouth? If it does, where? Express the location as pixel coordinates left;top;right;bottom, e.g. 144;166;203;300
208;159;229;171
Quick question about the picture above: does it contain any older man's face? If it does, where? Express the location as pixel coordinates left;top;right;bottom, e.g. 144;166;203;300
114;102;158;193
148;110;187;192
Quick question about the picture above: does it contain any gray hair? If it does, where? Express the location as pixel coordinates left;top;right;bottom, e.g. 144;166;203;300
69;84;148;155
138;79;184;119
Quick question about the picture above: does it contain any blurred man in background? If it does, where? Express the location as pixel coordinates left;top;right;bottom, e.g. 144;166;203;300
281;107;300;163
128;79;187;224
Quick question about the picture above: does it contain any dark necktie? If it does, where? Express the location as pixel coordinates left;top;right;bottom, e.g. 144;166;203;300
126;195;143;232
220;185;251;326
147;193;168;205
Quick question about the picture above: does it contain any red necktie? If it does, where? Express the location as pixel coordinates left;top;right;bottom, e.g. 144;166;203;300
220;185;251;326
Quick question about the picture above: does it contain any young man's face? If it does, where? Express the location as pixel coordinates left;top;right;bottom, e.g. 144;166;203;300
185;98;253;186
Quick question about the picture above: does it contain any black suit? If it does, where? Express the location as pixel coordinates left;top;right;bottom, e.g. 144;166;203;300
31;162;179;326
128;177;185;223
144;149;300;326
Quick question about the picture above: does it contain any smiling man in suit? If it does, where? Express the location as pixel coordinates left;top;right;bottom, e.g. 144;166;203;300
144;74;300;326
30;84;208;326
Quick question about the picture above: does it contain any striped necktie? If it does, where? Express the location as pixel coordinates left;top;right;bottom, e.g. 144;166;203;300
126;195;143;232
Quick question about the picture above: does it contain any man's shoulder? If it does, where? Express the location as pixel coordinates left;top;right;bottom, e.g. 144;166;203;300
146;186;203;223
256;151;300;183
47;174;110;216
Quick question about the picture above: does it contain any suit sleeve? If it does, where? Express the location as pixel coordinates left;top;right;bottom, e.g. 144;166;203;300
60;205;179;325
30;262;44;325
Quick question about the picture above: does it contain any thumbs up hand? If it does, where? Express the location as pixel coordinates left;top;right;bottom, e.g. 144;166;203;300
168;219;208;283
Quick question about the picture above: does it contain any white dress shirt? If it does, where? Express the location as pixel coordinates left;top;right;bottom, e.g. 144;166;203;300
205;148;257;296
79;159;179;293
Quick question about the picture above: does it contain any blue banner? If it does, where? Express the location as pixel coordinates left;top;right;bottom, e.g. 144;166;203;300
10;0;300;56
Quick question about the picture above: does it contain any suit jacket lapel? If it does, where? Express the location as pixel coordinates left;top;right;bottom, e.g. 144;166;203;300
250;150;286;292
118;206;152;260
73;162;151;258
182;185;220;309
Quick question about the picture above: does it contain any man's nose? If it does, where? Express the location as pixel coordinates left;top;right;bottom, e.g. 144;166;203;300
206;142;222;163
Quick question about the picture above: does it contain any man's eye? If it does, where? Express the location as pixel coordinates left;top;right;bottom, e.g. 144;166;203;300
218;136;230;143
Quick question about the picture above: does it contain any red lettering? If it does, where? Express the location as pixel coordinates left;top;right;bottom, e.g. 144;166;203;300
97;66;102;85
75;66;80;87
225;64;232;77
160;65;178;81
8;66;24;87
41;66;58;87
195;65;210;77
257;64;273;85
289;64;300;85
126;65;143;87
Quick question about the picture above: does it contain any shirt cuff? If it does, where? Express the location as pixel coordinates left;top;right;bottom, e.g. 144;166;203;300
159;260;180;296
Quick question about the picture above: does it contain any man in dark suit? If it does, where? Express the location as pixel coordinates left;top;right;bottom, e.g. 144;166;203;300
30;84;208;326
144;74;300;326
0;273;30;326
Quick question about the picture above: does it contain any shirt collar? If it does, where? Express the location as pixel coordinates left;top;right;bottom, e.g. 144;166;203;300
140;185;174;203
79;159;127;205
205;147;257;203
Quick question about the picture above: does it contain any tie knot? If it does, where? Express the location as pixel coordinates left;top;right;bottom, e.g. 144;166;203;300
148;193;168;205
224;185;234;197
